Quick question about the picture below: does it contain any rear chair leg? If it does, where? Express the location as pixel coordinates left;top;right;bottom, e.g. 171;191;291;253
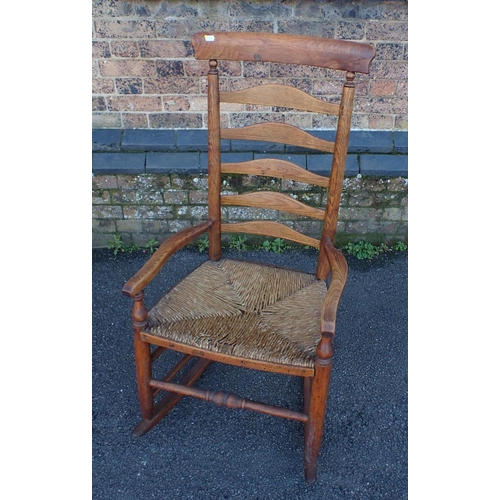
304;333;334;484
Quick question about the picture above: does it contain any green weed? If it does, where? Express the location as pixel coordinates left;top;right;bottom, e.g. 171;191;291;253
197;235;209;253
262;238;289;254
228;235;248;251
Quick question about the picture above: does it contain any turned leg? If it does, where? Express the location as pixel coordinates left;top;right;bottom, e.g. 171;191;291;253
304;332;333;484
132;292;154;421
304;376;312;414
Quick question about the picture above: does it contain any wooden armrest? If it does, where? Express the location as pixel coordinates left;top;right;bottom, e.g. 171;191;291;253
320;237;348;335
121;219;214;298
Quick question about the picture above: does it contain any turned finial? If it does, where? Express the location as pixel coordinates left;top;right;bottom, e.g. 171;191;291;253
209;59;218;73
345;71;355;87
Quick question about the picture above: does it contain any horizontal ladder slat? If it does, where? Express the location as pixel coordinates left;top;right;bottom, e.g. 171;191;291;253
221;158;330;188
222;221;320;248
221;191;325;220
220;123;335;153
220;84;340;115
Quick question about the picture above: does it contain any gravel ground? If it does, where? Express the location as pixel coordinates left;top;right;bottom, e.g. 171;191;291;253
92;247;408;500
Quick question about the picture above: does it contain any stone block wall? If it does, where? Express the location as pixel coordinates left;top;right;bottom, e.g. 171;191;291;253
92;129;408;248
92;0;408;131
92;171;407;249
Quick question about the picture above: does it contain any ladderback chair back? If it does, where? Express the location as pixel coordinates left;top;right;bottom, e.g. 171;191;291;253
122;32;375;484
191;32;375;280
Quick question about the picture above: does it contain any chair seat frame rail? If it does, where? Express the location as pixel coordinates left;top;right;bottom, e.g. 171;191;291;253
121;31;375;484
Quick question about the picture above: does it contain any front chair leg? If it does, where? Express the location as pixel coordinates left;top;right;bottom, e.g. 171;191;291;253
132;291;154;421
304;332;333;484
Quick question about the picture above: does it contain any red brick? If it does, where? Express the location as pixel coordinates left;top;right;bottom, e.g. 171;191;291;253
336;21;366;40
157;18;229;38
356;96;407;114
99;59;156;77
110;41;140;58
92;97;107;111
94;20;156;39
149;113;202;128
163;96;190;111
115;78;143;95
367;114;395;130
156;60;185;77
143;77;200;94
277;20;335;38
243;61;270;78
184;60;242;77
311;80;344;96
108;96;162;112
350;114;369;129
370;61;407;80
366;21;408;42
270;63;326;78
138;40;193;58
284;113;312;128
369;80;397;96
228;20;274;32
122;113;148;128
92;78;114;94
92;41;110;58
397;81;408;96
227;78;282;92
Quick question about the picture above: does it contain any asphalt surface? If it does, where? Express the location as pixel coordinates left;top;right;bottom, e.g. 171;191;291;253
92;246;408;499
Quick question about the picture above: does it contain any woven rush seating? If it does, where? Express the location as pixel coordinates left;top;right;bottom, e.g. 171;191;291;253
146;259;327;368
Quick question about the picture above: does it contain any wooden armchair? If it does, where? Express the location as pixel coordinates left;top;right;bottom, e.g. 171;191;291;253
122;32;375;484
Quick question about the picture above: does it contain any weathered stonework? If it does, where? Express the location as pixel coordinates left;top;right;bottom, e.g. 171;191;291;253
92;172;408;248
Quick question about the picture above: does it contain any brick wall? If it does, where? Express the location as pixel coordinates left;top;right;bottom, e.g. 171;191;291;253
92;0;408;130
92;0;408;249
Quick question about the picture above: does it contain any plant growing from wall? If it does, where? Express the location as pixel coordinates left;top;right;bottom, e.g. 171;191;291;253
145;238;159;253
108;234;125;256
262;238;289;254
228;235;248;251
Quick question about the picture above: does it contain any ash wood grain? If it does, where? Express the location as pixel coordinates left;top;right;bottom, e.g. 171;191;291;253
221;158;330;187
316;73;356;280
220;84;340;115
149;379;309;422
132;292;153;421
207;60;222;260
221;221;320;248
192;32;376;74
320;237;348;334
220;123;335;153
221;191;325;220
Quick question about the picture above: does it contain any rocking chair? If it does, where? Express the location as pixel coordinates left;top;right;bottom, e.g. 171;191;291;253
121;31;375;483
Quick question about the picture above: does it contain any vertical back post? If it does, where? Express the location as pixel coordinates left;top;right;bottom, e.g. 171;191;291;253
316;71;356;280
207;59;222;260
